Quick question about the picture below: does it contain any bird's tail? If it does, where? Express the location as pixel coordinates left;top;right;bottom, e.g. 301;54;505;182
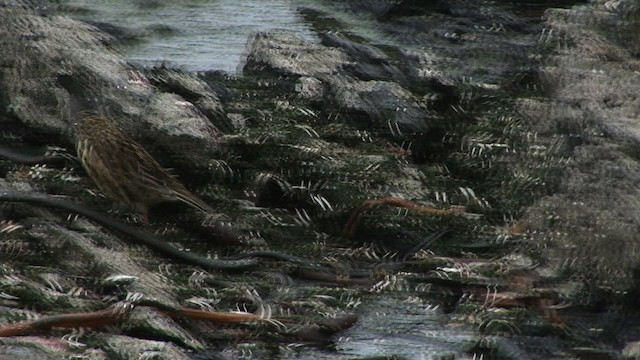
171;189;215;215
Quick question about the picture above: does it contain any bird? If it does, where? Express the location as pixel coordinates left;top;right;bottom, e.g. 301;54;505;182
74;111;214;223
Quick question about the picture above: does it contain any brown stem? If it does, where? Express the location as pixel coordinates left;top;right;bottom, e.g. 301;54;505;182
343;196;465;238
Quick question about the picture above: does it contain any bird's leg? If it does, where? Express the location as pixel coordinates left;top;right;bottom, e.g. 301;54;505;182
141;211;150;226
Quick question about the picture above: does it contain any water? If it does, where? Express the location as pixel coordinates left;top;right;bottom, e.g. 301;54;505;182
59;0;318;73
336;296;478;359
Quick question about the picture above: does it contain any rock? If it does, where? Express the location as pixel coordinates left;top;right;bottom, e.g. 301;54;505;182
146;66;232;132
103;335;193;360
319;32;390;64
242;29;350;77
572;347;618;360
401;49;458;94
518;0;640;291
242;30;433;134
0;2;224;174
324;76;431;134
623;341;640;359
319;32;405;82
0;339;68;360
295;76;325;100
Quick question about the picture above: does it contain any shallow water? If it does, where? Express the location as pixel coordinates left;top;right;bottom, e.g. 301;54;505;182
59;0;317;72
336;296;478;359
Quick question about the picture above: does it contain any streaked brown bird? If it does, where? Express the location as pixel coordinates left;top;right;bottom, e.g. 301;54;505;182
74;111;214;223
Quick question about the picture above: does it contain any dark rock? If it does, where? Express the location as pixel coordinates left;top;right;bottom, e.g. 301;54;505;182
319;32;406;82
84;20;140;45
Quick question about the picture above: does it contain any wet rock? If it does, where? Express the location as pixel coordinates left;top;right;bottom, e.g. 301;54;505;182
319;32;405;82
401;49;457;94
124;306;204;350
319;32;389;64
84;20;140;45
572;347;618;360
103;335;193;360
242;29;350;77
293;314;358;343
146;66;232;132
623;341;640;359
0;339;68;360
519;0;640;292
338;0;400;18
243;30;433;134
325;76;431;133
0;2;223;174
295;76;325;100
